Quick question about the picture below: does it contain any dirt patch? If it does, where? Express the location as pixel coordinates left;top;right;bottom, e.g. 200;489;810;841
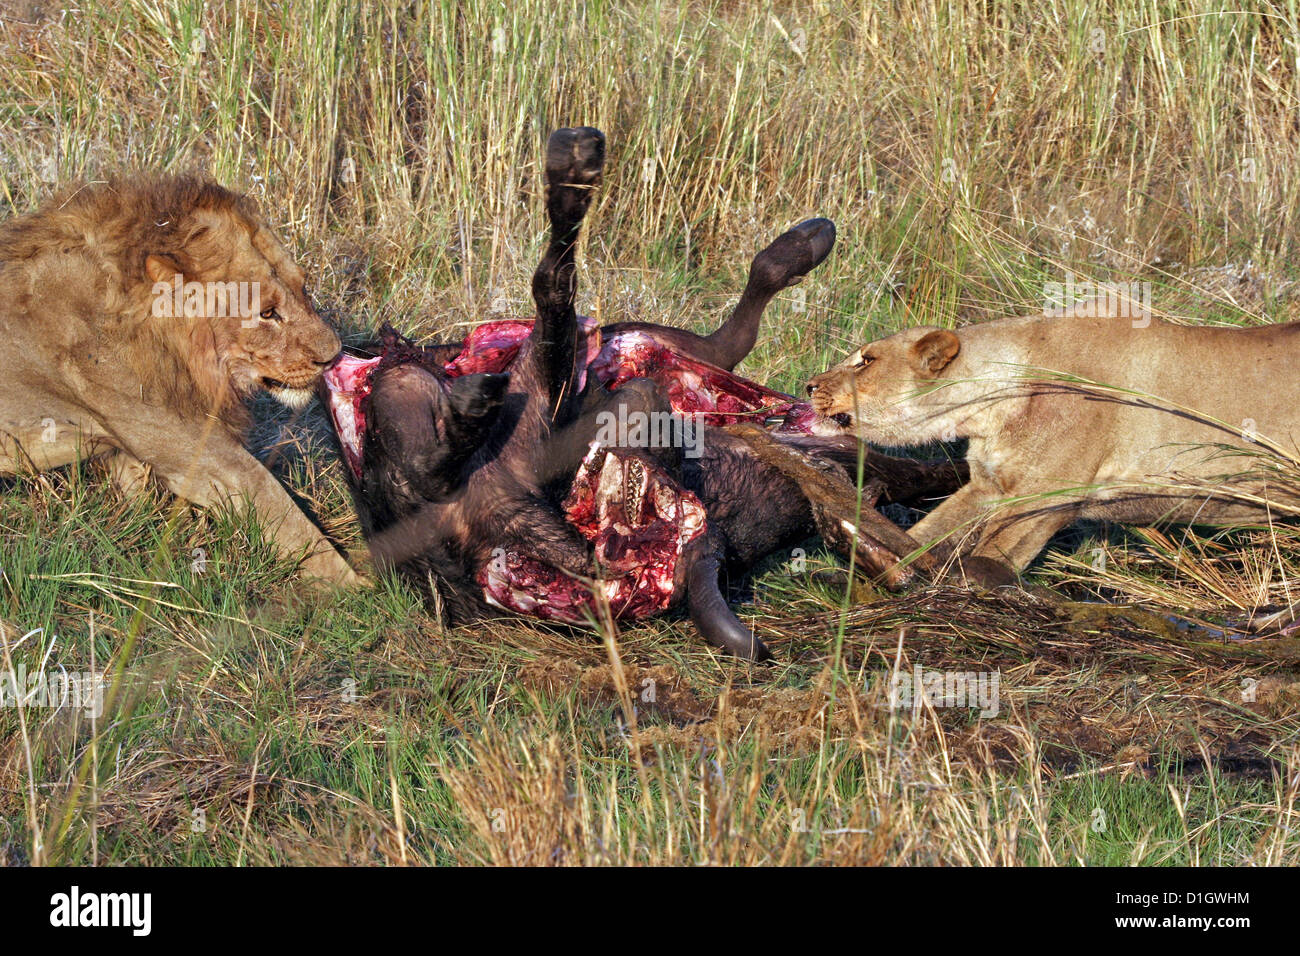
431;582;1300;776
762;587;1300;773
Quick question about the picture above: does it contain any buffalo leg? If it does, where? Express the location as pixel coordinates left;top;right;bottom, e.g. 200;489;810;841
537;377;681;490
604;218;838;371
528;126;606;426
703;217;837;370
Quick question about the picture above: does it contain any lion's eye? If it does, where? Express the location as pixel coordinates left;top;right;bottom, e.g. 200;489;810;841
260;307;281;321
854;354;874;369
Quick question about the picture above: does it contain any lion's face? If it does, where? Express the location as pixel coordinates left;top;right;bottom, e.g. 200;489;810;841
145;208;341;410
806;327;962;444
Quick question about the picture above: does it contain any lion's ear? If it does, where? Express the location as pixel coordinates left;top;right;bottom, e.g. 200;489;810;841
145;254;183;285
911;329;960;375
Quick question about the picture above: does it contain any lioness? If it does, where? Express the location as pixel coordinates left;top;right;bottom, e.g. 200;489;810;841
807;300;1300;584
0;176;357;585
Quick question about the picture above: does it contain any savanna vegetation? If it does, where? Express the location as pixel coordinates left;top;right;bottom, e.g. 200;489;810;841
1;0;1298;864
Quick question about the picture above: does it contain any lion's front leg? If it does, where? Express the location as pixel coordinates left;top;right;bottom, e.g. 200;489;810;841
908;482;996;558
114;422;360;586
178;456;360;586
95;448;154;498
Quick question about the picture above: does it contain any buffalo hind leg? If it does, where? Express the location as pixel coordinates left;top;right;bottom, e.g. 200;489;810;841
537;377;681;490
609;218;839;371
703;217;837;370
529;126;606;424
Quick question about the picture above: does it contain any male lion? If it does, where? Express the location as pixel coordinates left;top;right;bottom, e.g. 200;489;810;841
806;300;1300;585
0;175;358;585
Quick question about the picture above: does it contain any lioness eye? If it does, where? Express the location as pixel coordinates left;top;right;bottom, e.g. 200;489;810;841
854;354;873;369
260;307;281;321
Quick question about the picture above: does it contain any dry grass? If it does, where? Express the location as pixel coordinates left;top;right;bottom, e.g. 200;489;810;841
2;0;1300;865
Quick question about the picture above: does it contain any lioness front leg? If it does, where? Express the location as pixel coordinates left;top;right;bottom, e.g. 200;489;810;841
913;482;1077;586
966;501;1077;575
909;482;999;558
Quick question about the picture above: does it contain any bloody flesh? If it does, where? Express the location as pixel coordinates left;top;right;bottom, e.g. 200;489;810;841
480;443;706;623
590;330;815;432
321;352;381;480
440;319;815;430
323;319;814;621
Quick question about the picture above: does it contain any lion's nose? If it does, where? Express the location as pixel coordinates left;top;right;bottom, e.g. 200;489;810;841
314;330;343;365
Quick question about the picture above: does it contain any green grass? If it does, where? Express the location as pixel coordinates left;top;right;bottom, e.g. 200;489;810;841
2;0;1300;865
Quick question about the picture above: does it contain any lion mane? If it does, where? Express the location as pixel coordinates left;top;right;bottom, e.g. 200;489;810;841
0;176;273;432
0;174;357;585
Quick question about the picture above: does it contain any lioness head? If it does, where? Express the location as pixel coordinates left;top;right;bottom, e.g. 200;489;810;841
140;192;340;412
806;327;962;444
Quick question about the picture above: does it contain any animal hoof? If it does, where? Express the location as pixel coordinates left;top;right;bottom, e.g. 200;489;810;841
944;555;1018;590
750;217;836;292
545;126;606;190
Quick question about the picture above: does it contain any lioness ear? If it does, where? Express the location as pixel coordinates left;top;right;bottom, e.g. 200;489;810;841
911;329;960;375
144;254;183;285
